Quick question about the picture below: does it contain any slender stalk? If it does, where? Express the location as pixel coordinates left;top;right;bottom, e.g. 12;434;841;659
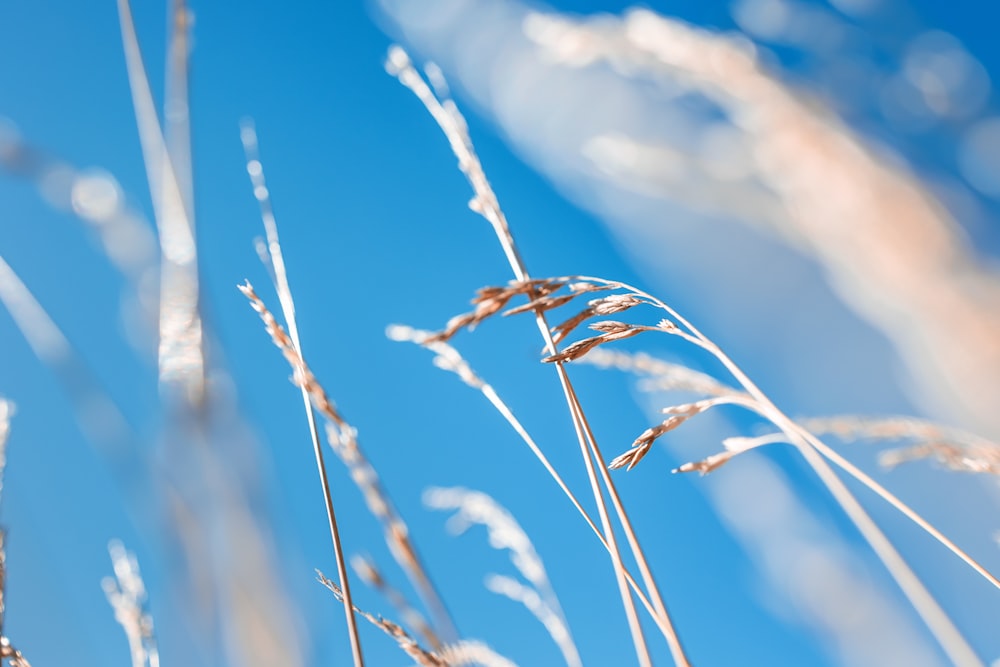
560;379;688;666
548;365;653;667
118;0;205;405
306;403;365;667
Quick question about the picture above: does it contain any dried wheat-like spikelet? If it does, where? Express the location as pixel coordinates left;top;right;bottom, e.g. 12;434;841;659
432;277;685;358
430;280;566;343
424;487;581;667
610;397;750;471
239;281;347;426
102;540;159;667
549;293;645;344
670;433;786;476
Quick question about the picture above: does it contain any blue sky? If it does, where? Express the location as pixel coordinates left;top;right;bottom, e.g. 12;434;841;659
0;1;998;666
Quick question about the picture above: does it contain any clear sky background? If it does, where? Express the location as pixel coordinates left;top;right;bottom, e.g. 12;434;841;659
0;1;998;666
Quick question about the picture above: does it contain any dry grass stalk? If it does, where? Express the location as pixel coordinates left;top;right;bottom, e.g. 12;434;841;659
390;47;686;667
102;540;159;667
351;555;442;651
317;571;447;667
791;422;1000;599
118;0;205;407
424;487;581;667
551;294;645;344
